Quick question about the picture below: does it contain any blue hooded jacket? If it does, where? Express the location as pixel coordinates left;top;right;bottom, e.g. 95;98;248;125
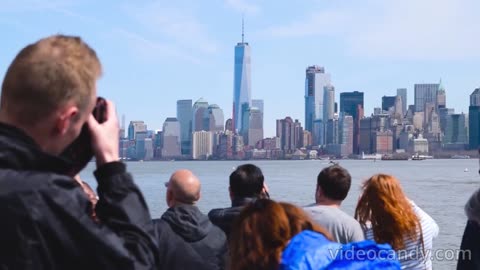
280;230;401;270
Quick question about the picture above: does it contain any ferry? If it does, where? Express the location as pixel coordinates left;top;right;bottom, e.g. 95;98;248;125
412;154;434;160
451;155;471;159
381;154;409;161
361;152;382;160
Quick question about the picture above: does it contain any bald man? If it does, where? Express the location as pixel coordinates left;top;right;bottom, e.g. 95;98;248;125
153;170;227;270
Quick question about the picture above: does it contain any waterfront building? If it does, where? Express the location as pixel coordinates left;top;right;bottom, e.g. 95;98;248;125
414;134;429;153
192;131;213;160
304;65;331;140
247;107;263;147
397;88;407;116
161;117;181;159
469;88;480;149
340;91;364;154
208;104;225;132
128;121;147;140
414;83;439;112
444;113;467;150
192;98;209;132
177;99;193;155
382;96;396;112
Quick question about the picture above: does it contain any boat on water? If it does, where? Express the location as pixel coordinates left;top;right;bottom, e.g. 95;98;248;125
381;154;409;161
361;152;382;160
411;154;433;160
451;155;471;159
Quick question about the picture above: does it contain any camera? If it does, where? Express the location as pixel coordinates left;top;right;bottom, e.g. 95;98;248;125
60;97;107;177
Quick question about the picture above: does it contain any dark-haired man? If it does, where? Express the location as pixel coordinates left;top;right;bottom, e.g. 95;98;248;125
208;164;269;237
304;165;364;244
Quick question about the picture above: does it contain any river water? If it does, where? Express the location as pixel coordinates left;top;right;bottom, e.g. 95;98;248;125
80;159;479;269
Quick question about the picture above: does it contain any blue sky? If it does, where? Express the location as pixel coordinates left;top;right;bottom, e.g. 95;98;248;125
1;0;479;136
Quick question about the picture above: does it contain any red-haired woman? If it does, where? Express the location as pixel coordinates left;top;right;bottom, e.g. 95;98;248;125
229;199;331;270
355;174;439;270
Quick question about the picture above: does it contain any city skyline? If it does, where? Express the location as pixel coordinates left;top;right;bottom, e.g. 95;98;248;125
1;0;479;136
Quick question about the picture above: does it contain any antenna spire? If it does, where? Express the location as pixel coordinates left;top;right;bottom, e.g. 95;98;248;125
242;15;244;43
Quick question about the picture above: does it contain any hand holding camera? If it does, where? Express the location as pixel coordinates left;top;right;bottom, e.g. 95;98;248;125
88;99;120;167
61;97;120;176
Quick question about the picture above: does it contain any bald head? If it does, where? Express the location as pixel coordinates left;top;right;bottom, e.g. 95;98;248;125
166;170;201;206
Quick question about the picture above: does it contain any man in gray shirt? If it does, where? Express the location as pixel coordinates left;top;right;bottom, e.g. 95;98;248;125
304;165;364;244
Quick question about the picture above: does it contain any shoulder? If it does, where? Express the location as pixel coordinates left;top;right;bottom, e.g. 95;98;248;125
0;169;83;204
152;218;174;240
208;206;241;219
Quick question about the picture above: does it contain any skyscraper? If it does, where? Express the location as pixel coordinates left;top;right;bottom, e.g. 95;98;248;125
192;131;213;160
276;117;295;153
304;66;331;134
381;96;396;112
437;81;446;109
134;131;147;160
128;121;147;140
225;118;233;132
340;91;364;154
444;114;467;145
247;107;263;147
176;99;193;155
192;98;209;132
233;19;251;135
207;104;225;132
340;115;354;156
161;117;181;158
323;85;335;121
252;99;264;115
469;88;480;149
397;88;407;115
414;83;439;112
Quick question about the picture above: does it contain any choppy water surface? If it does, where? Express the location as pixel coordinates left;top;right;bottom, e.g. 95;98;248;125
80;159;479;270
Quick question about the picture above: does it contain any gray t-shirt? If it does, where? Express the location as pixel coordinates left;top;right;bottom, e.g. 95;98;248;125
304;204;365;244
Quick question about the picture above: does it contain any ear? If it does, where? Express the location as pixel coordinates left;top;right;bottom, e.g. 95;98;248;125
55;106;79;135
316;185;322;198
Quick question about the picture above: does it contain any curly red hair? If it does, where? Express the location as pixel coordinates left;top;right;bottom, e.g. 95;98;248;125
355;174;421;251
229;199;330;270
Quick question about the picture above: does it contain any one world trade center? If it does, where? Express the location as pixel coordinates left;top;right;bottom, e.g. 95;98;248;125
233;19;251;136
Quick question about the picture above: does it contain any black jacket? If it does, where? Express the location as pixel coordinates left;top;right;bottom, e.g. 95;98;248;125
153;204;227;270
458;189;480;269
0;123;158;269
208;197;255;237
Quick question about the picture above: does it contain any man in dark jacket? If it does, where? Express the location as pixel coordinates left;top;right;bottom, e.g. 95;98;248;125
208;164;268;237
154;170;227;270
457;188;480;269
0;35;157;269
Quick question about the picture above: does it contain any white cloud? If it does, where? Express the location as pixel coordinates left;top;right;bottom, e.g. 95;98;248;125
113;28;202;64
225;0;260;15
122;2;219;55
259;0;480;60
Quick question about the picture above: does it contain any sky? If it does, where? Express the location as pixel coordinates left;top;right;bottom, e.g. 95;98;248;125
1;0;479;137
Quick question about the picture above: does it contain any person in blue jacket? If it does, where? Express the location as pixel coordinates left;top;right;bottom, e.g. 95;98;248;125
229;199;401;270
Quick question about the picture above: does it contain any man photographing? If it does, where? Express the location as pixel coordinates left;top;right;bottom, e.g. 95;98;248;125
0;35;157;269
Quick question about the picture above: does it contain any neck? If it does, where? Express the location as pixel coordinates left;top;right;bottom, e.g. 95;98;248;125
0;113;53;152
231;196;256;207
315;198;342;207
170;200;195;208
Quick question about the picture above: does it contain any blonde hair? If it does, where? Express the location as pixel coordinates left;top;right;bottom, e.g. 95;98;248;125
355;174;421;251
1;35;101;124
